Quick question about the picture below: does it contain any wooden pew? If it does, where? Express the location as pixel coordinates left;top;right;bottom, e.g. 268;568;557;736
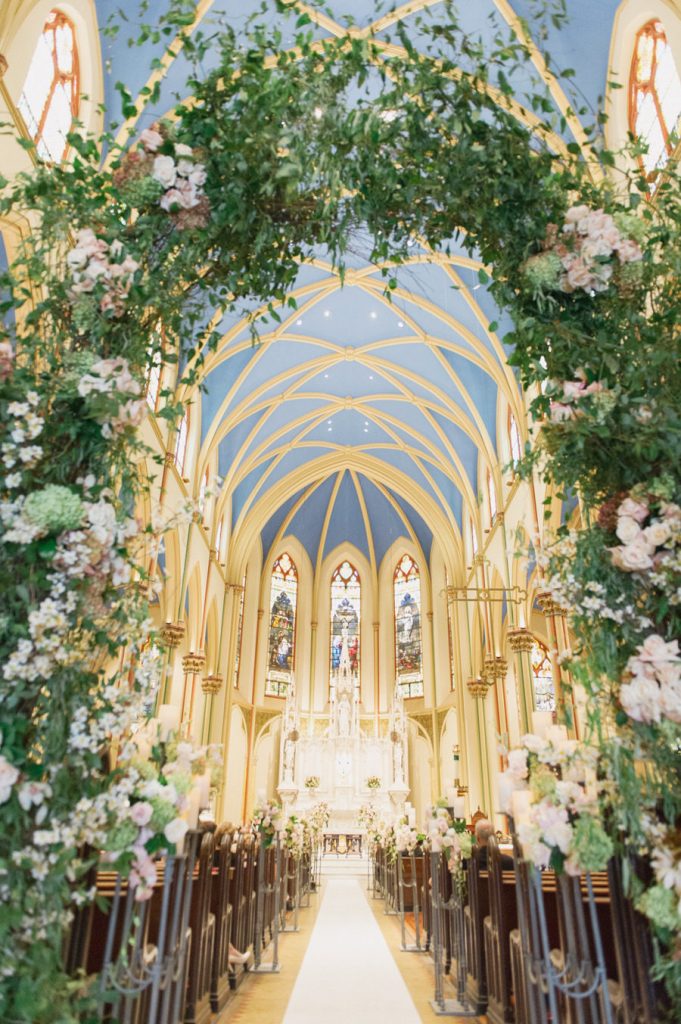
184;831;216;1024
210;826;235;1014
465;853;490;1014
483;838;518;1024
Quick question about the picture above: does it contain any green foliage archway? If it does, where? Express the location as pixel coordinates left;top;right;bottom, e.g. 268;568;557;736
0;1;679;1018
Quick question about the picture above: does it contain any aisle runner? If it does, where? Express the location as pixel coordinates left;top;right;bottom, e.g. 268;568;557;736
282;878;421;1024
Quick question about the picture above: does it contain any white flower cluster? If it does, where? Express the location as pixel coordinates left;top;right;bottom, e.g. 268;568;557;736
620;635;681;725
2;391;43;489
498;733;611;876
610;495;681;584
283;816;307;858
305;801;330;842
78;356;147;438
424;807;473;874
67;229;139;316
139;128;208;214
395;821;421;854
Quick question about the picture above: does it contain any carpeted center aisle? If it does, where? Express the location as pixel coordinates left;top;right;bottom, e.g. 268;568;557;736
281;877;421;1024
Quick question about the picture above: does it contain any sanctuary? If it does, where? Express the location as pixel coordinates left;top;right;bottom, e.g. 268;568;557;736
0;1;679;1023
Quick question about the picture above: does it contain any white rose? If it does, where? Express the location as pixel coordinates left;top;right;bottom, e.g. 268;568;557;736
176;158;195;178
611;535;654;572
616;516;641;544
644;521;672;548
638;634;679;665
188;165;207;188
152;154;177;189
67;247;89;271
618;497;649;523
164;817;189;846
659;680;681;724
507;748;529;780
620;674;661;723
174;143;193;157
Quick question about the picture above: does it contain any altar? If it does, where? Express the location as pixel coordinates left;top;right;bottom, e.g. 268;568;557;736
277;628;409;825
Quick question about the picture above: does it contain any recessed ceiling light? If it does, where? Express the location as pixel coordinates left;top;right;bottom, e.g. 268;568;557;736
472;284;481;291
363;428;368;433
398;321;404;327
370;311;378;319
324;373;329;378
369;375;374;380
327;427;332;432
327;420;332;425
323;310;331;318
296;319;303;325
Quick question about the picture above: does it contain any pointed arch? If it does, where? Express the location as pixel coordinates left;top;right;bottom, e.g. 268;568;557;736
265;551;298;697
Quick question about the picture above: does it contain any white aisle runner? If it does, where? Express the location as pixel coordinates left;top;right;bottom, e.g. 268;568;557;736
282;878;421;1024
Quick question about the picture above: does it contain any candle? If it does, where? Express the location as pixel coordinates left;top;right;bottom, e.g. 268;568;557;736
196;771;211;809
132;732;152;760
158;704;181;741
546;724;568;744
407;807;416;827
453;796;466;820
185;787;201;829
445;786;457;807
498;773;516;815
511;789;532;824
531;710;553;739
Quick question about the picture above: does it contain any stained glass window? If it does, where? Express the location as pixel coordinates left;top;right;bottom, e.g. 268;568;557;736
18;10;79;163
174;412;188;475
394;555;423;698
508;411;522;465
234;574;246;689
531;638;556;712
330;560;361;687
629;21;681;176
266;553;297;697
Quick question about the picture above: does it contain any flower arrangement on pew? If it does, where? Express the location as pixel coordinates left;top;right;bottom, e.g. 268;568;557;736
306;802;330;844
252;799;284;848
498;732;613;875
425;806;473;891
282;815;307;859
394;820;426;855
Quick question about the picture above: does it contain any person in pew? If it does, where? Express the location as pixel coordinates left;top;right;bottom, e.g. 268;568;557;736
474;819;514;870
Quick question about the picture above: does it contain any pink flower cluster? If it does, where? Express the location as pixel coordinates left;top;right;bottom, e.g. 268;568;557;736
0;340;14;382
67;229;139;317
549;376;605;423
620;635;681;725
610;495;681;573
77;356;147;437
139;127;209;225
558;205;643;294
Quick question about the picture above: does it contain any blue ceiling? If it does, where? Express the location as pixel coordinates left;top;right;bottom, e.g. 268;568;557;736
87;0;619;568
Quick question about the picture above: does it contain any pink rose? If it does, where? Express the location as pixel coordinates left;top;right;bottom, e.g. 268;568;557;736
615;515;641;544
564;258;593;291
637;635;679;665
563;205;591;230
618;497;649;523
130;801;153;827
614;238;642;263
139;127;163;152
561;380;586;400
159;188;184;212
0;341;15;381
549;401;575;423
610;535;654;572
583;381;604;395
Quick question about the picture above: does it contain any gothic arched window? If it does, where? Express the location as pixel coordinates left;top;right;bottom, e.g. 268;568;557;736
394;554;423;698
629;20;681;176
330;560;361;689
18;10;80;163
508;411;522;465
266;553;297;697
174;412;188;475
487;468;497;524
531;637;556;712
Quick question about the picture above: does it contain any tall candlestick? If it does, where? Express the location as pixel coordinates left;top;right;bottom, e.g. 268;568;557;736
531;710;553;739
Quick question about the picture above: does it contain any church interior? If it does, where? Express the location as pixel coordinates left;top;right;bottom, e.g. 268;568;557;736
0;1;680;1022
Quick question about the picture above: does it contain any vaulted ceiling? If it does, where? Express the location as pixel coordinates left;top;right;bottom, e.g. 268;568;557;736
94;0;619;572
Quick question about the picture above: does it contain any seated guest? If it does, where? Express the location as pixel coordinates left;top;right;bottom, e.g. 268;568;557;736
475;819;513;870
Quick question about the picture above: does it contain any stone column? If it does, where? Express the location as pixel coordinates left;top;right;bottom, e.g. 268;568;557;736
159;620;186;705
181;650;206;738
507;625;534;734
308;619;318;734
466;674;494;818
372;620;380;735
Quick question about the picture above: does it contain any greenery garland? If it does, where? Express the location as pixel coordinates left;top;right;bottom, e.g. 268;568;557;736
0;0;678;1017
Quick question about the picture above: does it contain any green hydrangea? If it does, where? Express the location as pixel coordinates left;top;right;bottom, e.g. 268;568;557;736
24;485;84;535
121;176;164;209
60;351;96;399
71;296;100;335
530;764;557;800
522;252;563;291
166;769;192;796
570;815;613;872
637;883;680;933
105;820;138;852
149;795;177;831
128;756;156;781
613;211;646;245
